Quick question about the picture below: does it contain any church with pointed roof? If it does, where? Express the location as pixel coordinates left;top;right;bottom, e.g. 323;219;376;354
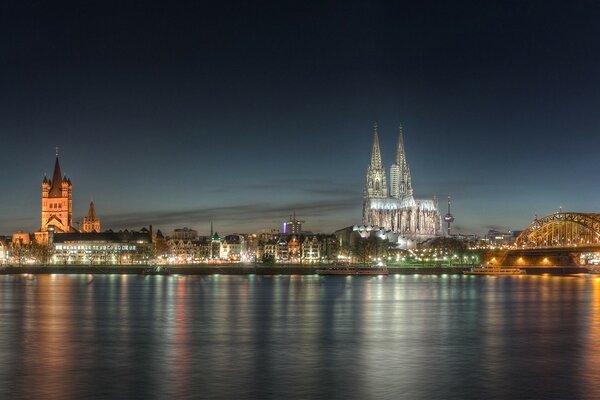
82;201;101;233
36;151;103;244
362;123;441;244
40;153;74;234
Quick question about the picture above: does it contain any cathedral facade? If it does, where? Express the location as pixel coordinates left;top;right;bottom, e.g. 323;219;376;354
362;123;442;244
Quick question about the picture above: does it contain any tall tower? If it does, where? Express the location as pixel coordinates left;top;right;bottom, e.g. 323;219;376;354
390;124;413;198
41;151;73;233
444;195;455;236
364;123;388;199
82;201;101;233
283;211;304;234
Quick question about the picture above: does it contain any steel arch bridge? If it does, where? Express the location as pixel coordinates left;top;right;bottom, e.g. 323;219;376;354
516;212;600;249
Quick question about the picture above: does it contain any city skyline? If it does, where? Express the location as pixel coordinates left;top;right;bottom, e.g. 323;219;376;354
1;2;599;235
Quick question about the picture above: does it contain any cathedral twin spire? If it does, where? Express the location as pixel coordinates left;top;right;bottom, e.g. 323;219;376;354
370;123;383;169
365;123;413;200
365;123;388;198
391;124;413;198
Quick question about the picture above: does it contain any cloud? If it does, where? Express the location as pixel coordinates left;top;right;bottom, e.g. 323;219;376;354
201;178;361;198
101;197;361;233
416;179;489;196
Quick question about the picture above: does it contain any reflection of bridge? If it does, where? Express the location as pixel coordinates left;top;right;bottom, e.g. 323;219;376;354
491;212;600;267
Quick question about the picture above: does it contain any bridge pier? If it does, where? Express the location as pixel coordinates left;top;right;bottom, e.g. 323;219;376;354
501;252;580;267
484;248;585;267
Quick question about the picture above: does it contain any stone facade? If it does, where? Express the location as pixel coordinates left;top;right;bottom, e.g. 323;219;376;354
41;155;74;234
363;124;441;244
81;201;101;233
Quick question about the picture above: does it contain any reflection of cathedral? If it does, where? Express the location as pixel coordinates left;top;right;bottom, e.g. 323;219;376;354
362;123;441;243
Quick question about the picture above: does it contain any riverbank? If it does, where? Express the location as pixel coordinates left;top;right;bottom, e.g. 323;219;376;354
0;265;590;275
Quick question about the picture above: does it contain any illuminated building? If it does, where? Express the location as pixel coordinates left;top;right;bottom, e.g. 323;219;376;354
261;238;278;260
37;151;75;243
256;234;337;263
486;230;520;247
283;212;304;234
363;123;441;244
287;235;301;262
51;230;153;264
170;227;198;241
223;234;246;261
166;227;201;262
81;201;101;233
301;236;320;263
12;231;32;246
276;236;289;261
210;231;223;259
0;238;8;264
444;195;455;236
166;238;197;262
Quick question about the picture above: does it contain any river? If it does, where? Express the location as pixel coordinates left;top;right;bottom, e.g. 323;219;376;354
0;274;598;399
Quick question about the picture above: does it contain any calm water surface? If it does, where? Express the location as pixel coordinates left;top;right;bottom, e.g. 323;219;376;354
0;274;599;399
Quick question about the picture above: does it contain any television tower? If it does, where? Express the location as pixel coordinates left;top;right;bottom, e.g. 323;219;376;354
444;195;455;236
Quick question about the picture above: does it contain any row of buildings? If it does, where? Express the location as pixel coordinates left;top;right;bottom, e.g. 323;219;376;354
0;153;340;265
162;228;338;264
1;123;483;265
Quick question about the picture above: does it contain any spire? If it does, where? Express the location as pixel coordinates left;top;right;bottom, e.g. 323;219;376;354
210;221;214;237
395;124;406;165
87;201;97;220
390;124;413;198
364;122;388;199
370;123;383;168
48;154;64;197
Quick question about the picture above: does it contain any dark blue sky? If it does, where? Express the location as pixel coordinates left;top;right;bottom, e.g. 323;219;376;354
1;1;599;236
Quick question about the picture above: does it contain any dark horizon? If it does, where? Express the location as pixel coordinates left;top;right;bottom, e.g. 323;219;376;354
1;1;599;236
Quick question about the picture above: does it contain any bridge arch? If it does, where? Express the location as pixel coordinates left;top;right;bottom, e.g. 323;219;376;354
515;212;600;248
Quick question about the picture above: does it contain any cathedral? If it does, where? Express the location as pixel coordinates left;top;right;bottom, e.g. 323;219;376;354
362;123;441;244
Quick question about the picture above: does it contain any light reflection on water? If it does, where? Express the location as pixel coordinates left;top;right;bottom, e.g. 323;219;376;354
0;274;599;399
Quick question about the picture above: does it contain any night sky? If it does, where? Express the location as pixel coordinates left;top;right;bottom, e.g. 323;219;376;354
1;1;599;236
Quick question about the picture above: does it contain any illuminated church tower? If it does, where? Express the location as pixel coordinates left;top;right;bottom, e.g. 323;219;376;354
81;201;101;233
41;151;74;233
364;123;388;198
389;125;413;199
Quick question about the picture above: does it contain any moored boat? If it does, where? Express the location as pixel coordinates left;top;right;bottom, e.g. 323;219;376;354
463;266;525;276
142;265;172;275
586;266;600;274
317;265;389;276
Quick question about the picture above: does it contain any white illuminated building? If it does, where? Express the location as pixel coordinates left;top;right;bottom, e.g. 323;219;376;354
362;123;441;246
0;239;8;264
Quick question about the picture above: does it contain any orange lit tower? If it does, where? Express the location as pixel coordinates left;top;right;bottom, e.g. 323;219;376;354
41;150;74;233
81;201;101;233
